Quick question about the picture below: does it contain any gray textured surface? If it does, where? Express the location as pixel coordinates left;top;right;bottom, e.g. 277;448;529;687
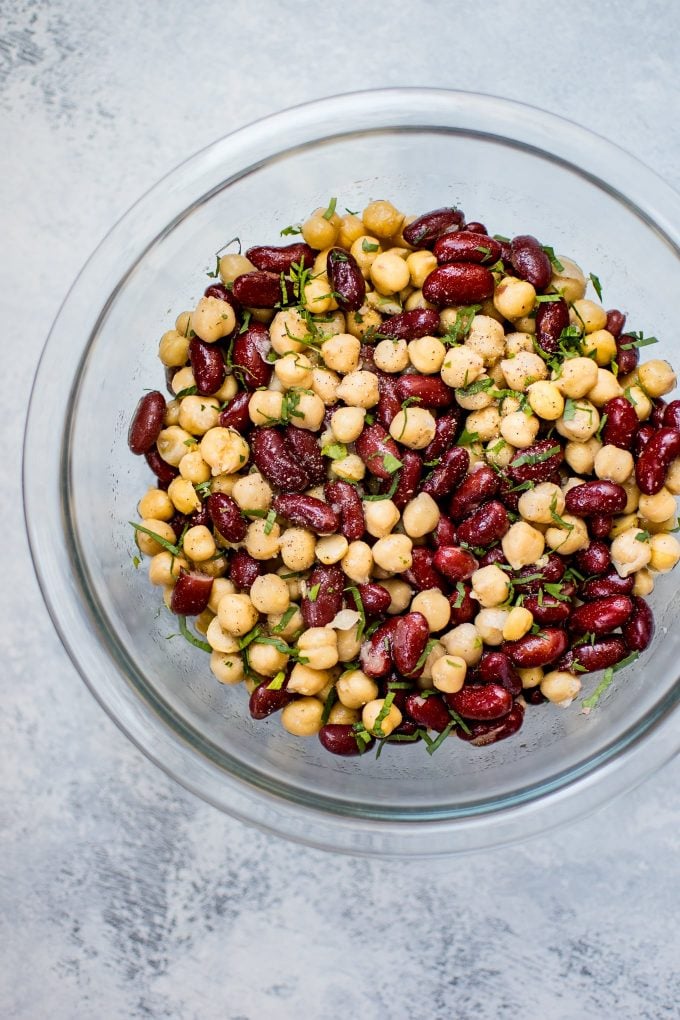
3;1;680;1017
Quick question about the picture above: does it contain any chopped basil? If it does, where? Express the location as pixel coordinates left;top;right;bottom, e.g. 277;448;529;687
271;605;297;633
372;692;396;738
280;224;302;236
321;442;348;460
447;707;471;735
620;332;658;350
320;686;338;725
267;671;286;690
582;651;640;711
424;720;455;755
635;530;651;543
549;496;574;532
178;615;212;653
542;246;564;272
414;638;439;672
263;509;277;535
534;294;563;303
362;239;380;252
175;385;198;399
131;555;140;569
382;452;403;474
322;197;338;220
588;272;603;300
511;445;560;467
457;428;481;447
453;582;467;609
595;412;608;440
543;582;571;602
344;585;366;642
308;582;321;602
129;521;181;557
443;304;481;345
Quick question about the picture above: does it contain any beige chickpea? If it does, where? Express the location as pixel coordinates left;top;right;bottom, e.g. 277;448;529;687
363;499;400;539
621;478;641;514
192;296;236;343
291;391;326;431
519;666;544;689
244;518;281;560
217;593;258;636
374;337;409;373
178;395;220;435
555;400;599;442
440;623;483;665
389;406;436;449
638;488;677;524
148;550;187;587
349;236;382;277
301;213;339;251
505;331;535;355
248;642;289;678
625;385;652;422
550;257;587;302
341;541;374;584
335;370;379;408
493;277;536;320
231;472;272;511
370;252;410;295
513;315;536;335
331;406;366;444
183;525;216;562
163;399;181;427
206;616;239;654
545;515;589;554
321;333;361;375
362;697;402;738
499;410;540;449
266;607;303;643
638;359;677;398
179;451;211;485
518;482;564;525
200;427;250;476
328;703;360;725
485;438;514;468
609;513;638;539
345;304;383;340
362;199;403;239
649;533;680;572
502;521;546;569
474;608;511;646
541;671;581;706
328;454;362;483
297;629;339;671
337;213;365;249
500;352;549;391
280;528;316;572
527;381;565;421
594;445;634;484
431;655;467;694
406;250;437;288
440;345;485;389
138;488;174;522
157;426;195;467
315;533;349;565
454;381;494;411
274;352;314;389
167;476;201;514
581;329;617;367
408;335;446;374
372;534;413;573
470;564;511;607
554;357;599;398
335;626;362;664
665;459;680;495
502;606;534;641
207;577;236;615
285;663;332;697
269;309;309;356
587;369;622;407
281;697;325;736
159;329;190;368
633;568;655;596
310;367;340;405
466;405;501;441
210;650;245;685
336;670;379;709
466;315;506;365
249;573;290;615
381;578;414;615
171;367;196;395
571;299;607;334
218;252;255;285
411;589;451;632
402;493;440;538
564;437;602;475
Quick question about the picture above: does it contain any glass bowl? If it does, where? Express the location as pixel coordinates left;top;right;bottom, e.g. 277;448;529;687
24;88;680;856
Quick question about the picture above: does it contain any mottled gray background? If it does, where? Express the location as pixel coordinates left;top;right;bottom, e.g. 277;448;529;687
3;1;680;1017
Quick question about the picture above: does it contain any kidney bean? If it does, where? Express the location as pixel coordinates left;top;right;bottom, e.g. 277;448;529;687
448;465;498;521
457;501;509;548
601;396;638;450
190;504;211;529
360;343;376;369
355;582;392;617
565;480;627;517
615;336;638;376
392;613;430;677
634;424;656;458
170;571;213;615
457;703;524;745
535;297;569;355
326;248;366;311
251;428;309;492
508;439;563;485
272;494;338;535
188;337;226;396
319;723;373;756
606;309;626;337
448;583;476;625
164;366;178;396
524;687;546;705
433;545;478;582
396;374;454;408
662;400;680;430
558;637;628;674
249;679;294;719
433;231;501;266
478;651;522;696
204;282;241;312
463;221;487;234
405;692;452;732
402;206;465;248
245;242;314;273
144;446;179;488
636;427;680;494
218;391;252;432
380;308;441;340
422;263;495;306
575;540;611;576
621;595;654;652
580;569;634;600
206;492;246;543
128;391;166;455
374;371;401;429
479;547;508;568
504;628;569;668
446;684;512;721
512;554;565;593
403;547;442;592
360;619;397;678
495;475;519;513
284;426;326;486
228;550;263;591
387;450;423;509
324;480;365;541
509;235;552;289
424;408;464;461
232;322;272;390
301;565;344;628
570;595;634;636
433;515;457;548
650;400;667;429
422;446;469;500
522;592;572;626
355;423;403;479
590;515;613;540
232;270;292;308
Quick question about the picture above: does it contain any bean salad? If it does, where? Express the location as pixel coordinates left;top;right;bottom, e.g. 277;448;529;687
128;198;680;757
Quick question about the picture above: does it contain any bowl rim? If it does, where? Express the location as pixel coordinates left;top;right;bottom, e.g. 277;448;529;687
23;87;680;856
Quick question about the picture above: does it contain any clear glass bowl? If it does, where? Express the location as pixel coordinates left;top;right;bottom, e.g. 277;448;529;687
24;89;680;856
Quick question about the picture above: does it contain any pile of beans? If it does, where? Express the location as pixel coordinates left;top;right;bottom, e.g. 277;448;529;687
128;197;680;757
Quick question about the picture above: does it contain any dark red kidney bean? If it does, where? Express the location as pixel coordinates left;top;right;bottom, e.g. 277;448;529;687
497;239;513;264
478;547;507;568
380;308;441;340
376;371;401;429
447;684;512;721
433;545;478;582
396;374;454;408
189;504;210;529
360;343;376;369
636;427;680;494
448;465;499;521
232;271;292;308
615;336;638;376
170;571;213;615
457;501;509;547
478;651;522;696
144;446;179;488
403;207;465;248
457;702;524;745
218;391;251;431
662;400;680;430
392;612;431;677
504;628;569;668
249;680;294;719
580;569;634;600
602;396;638;450
590;514;613;539
422;445;469;499
301;565;344;628
509;235;552;289
570;595;634;635
535;298;569;355
319;724;373;756
523;593;572;626
403;547;442;592
245;242;314;273
284;426;326;486
650;400;667;429
497;475;520;513
564;480;627;517
189;337;226;396
356;583;392;617
557;637;628;675
463;221;487;234
251;428;309;492
606;309;626;337
327;248;366;312
164;366;177;395
634;424;656;458
228;549;263;591
433;515;457;548
360;619;397;678
405;692;452;732
433;231;501;266
448;583;476;625
388;450;423;510
355;423;403;479
422;263;495;306
324;480;365;541
272;494;338;535
575;541;611;576
621;595;655;652
204;282;241;312
512;553;565;593
524;687;546;705
232;322;272;390
423;408;464;461
508;439;563;484
206;492;247;543
128;391;166;455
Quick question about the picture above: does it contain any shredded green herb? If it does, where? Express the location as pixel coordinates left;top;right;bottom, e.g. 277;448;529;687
177;616;212;653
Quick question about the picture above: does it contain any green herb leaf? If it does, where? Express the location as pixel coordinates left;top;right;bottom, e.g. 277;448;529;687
595;412;608;440
363;472;401;501
280;224;302;236
447;707;472;735
344;585;366;642
131;555;140;569
588;272;603;301
549;495;574;532
362;239;380;252
443;304;481;345
544;582;571;602
453;582;467;609
620;332;659;350
382;452;403;474
414;638;439;673
320;686;338;725
308;583;321;602
129;522;181;557
457;428;481;447
263;509;277;535
345;207;359;215
534;294;563;303
177;615;212;653
321;442;348;461
175;385;198;399
511;445;560;467
322;197;337;221
635;530;651;543
372;692;396;738
542;246;564;272
267;671;286;691
424;720;455;755
271;605;297;634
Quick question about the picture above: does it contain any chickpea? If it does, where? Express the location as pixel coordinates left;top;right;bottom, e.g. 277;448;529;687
499;352;548;391
248;641;289;678
177;395;219;435
267;607;303;643
474;607;511;646
431;655;467;694
466;405;501;441
346;303;383;339
311;367;341;405
519;666;544;689
312;533;348;566
206;616;239;654
587;369;622;407
502;606;534;641
649;533;680;572
545;515;589;555
301;210;339;250
406;250;437;288
159;329;190;368
321;333;361;374
269;308;309;355
554;356;599;398
485;438;514;468
374;337;409;373
371;534;413;573
218;252;255;284
389;406;436;449
594;445;634;484
505;331;534;355
454;382;493;412
285;662;332;697
411;589;451;632
231;472;272;511
192;296;236;343
163;399;181;426
363;499;400;539
338;213;365;249
279;527;316;572
336;625;362;663
362;697;402;738
502;521;546;569
408;335;446;374
609;513;638;539
638;487;677;524
541;671;581;706
296;628;339;671
402;493;440;538
466;315;506;365
626;385;652;421
274;352;314;389
179;451;211;485
182;524;215;562
248;573;289;615
210;650;245;685
208;577;236;615
335;370;379;408
294;391;327;431
500;410;540;449
665;459;680;495
382;578;413;614
248;389;285;425
244;518;281;560
571;299;607;334
349;236;382;278
550;256;587;302
638;359;677;398
328;703;360;725
200;427;250;475
564;437;602;475
527;381;565;421
217;593;259;636
440;346;484;389
405;289;435;312
518;482;565;525
633;568;655;597
138;488;174;522
336;670;379;708
468;564;509;608
440;623;483;665
331;454;365;482
157;425;195;466
171;367;196;394
370;252;410;295
493;277;536;320
555;400;599;442
581;329;617;366
362;199;404;239
513;315;536;335
341;541;374;584
148;550;187;587
134;518;177;557
330;406;366;444
281;697;325;736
